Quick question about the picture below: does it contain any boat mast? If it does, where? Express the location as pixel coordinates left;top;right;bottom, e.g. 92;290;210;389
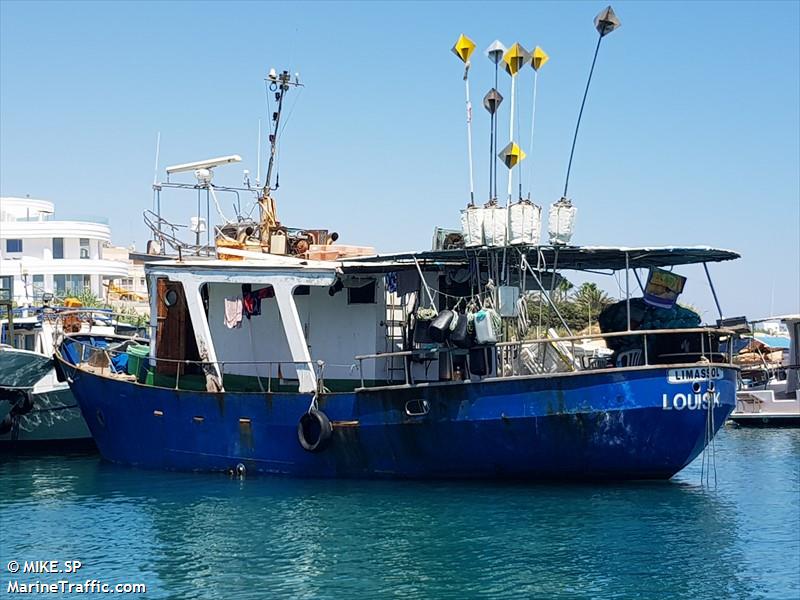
260;69;302;239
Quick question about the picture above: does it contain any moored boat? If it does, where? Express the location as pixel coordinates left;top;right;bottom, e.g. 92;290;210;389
54;245;740;479
55;13;743;479
1;307;146;449
729;315;800;427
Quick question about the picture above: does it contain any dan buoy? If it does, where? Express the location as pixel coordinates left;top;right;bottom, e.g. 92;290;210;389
297;408;332;452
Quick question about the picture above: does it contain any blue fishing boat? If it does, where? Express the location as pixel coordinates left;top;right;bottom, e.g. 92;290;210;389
54;243;741;480
54;14;743;479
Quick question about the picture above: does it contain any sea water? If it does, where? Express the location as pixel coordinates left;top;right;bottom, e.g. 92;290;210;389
1;428;798;599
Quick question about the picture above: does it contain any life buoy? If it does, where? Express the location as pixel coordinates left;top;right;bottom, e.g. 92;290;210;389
297;408;332;453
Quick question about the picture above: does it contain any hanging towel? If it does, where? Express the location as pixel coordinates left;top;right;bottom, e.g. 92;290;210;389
224;296;243;329
396;270;419;296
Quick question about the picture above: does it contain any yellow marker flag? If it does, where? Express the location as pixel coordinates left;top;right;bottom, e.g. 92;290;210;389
499;142;526;169
503;43;530;76
452;34;476;64
531;46;549;71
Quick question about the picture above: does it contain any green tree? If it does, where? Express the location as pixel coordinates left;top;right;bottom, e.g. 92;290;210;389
571;282;614;331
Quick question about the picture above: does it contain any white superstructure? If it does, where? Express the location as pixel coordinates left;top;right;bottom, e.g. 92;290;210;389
0;196;128;304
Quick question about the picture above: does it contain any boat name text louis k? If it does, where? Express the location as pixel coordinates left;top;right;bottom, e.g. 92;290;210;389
662;392;721;411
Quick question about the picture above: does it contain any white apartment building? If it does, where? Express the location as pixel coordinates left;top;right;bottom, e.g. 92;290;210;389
0;196;128;304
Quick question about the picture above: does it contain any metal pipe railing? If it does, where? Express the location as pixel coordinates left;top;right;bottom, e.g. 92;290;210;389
354;326;740;389
63;336;324;394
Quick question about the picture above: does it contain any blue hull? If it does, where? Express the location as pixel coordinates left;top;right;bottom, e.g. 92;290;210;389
59;351;736;480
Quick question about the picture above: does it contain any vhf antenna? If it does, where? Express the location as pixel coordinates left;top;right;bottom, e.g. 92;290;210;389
263;69;303;194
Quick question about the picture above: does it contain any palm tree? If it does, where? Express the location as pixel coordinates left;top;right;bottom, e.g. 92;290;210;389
572;283;614;330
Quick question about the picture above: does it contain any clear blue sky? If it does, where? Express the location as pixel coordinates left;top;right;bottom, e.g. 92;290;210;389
1;1;798;320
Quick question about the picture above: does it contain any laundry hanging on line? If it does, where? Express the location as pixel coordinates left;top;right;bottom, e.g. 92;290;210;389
242;284;275;319
224;296;243;329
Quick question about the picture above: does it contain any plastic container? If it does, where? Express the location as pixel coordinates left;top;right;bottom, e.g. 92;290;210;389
450;313;470;348
126;344;151;380
474;308;500;344
429;310;454;342
498;286;520;317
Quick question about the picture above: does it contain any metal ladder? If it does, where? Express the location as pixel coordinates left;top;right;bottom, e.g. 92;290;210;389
383;291;406;383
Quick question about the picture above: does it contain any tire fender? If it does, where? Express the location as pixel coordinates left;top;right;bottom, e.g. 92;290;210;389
297;408;333;453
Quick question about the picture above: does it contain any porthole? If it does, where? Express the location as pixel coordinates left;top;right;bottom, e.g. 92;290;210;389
163;289;179;307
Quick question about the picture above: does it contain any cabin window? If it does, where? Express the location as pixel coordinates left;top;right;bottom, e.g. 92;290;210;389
293;285;310;296
348;281;376;304
5;239;22;253
80;238;90;259
52;237;64;259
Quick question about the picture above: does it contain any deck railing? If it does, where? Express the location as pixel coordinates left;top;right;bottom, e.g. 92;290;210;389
63;336;324;394
63;326;739;393
355;326;738;389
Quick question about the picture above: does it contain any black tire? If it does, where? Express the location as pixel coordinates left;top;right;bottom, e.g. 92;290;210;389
297;408;333;453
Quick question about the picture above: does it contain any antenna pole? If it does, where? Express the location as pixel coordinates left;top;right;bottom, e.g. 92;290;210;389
493;63;499;201
563;34;602;198
260;70;303;236
506;74;516;205
152;132;161;240
256;119;262;187
264;74;288;195
464;64;475;205
488;109;494;201
527;70;539;198
152;131;160;186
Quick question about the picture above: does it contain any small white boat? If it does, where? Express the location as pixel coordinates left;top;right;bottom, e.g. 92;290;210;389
0;309;145;449
730;315;800;427
0;314;91;449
